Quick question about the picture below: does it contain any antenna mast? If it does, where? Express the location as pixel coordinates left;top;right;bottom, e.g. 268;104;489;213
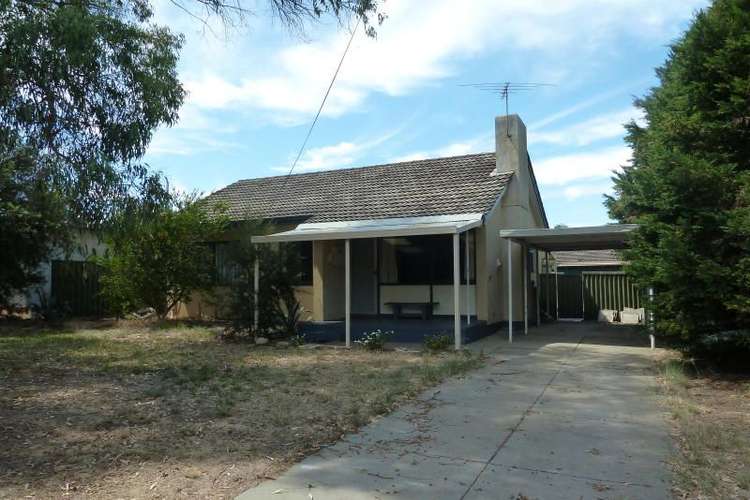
460;82;555;137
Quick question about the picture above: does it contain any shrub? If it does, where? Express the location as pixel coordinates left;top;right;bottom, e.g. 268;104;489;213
289;333;306;347
355;329;392;350
222;222;307;339
98;193;227;318
685;330;750;372
424;332;452;352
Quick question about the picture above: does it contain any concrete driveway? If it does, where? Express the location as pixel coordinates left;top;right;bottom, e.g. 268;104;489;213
237;323;673;500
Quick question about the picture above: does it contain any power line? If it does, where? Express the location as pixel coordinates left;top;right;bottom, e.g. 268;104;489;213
269;19;360;212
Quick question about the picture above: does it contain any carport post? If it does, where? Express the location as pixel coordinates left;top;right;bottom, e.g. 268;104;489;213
507;238;513;343
465;231;470;325
545;251;550;320
453;233;461;350
535;249;541;326
555;267;559;320
523;244;528;335
345;238;351;348
253;253;260;332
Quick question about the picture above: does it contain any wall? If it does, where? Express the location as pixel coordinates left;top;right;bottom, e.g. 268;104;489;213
174;285;314;321
313;240;345;320
476;115;547;325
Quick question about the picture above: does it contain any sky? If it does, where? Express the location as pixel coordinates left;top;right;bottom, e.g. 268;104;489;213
145;0;709;227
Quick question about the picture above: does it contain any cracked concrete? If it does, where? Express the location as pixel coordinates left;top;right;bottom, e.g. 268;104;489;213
236;322;672;500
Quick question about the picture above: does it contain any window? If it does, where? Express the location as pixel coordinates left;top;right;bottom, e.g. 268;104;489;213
287;241;313;286
214;242;241;285
379;233;475;285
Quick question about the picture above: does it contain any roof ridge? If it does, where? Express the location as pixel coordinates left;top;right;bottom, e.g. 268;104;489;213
229;151;496;185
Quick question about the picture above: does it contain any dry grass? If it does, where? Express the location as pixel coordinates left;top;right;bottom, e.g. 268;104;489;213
0;321;482;499
658;356;750;499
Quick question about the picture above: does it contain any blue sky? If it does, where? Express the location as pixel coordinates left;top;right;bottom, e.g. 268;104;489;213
146;0;708;226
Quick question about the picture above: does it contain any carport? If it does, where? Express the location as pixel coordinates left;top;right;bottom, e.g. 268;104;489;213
499;224;638;342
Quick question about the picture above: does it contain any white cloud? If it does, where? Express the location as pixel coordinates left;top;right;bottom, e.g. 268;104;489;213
561;183;614;200
531;108;644;147
391;133;493;163
534;146;631;186
164;0;707;121
148;125;242;156
273;129;400;172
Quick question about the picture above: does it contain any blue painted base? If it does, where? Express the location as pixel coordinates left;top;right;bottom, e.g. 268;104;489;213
299;316;504;345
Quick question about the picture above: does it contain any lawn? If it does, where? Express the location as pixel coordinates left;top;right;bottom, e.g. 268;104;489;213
659;357;750;499
0;321;482;499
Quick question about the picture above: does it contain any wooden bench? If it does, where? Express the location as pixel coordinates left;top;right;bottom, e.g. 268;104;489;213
385;302;439;320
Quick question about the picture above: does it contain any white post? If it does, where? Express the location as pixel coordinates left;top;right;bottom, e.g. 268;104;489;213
253;254;260;332
523;244;528;335
465;231;470;325
555;266;559;320
535;249;541;326
453;233;461;350
648;286;655;350
545;251;550;321
507;238;513;343
345;239;351;348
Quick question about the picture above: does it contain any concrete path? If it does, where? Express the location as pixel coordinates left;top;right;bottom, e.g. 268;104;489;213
237;323;673;500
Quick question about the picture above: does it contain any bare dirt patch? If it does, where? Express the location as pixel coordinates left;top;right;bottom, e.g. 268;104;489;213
0;322;481;499
658;356;750;499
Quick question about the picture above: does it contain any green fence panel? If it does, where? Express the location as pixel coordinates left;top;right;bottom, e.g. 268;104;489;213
582;272;641;320
538;272;642;321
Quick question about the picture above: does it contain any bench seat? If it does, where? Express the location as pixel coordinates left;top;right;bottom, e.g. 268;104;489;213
384;301;439;320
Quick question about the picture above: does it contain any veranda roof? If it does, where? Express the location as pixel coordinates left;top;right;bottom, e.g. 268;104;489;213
251;214;483;243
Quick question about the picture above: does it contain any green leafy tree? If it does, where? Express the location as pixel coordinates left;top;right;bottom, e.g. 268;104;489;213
606;0;750;348
0;0;382;308
0;145;66;307
99;194;228;318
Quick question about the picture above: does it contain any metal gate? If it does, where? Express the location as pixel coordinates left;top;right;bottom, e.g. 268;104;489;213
558;275;584;319
51;260;106;317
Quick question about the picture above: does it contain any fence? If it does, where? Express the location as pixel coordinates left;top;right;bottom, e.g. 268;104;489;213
540;271;642;320
50;260;106;317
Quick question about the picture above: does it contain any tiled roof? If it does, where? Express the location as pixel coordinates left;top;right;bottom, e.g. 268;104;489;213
554;249;623;267
204;153;512;223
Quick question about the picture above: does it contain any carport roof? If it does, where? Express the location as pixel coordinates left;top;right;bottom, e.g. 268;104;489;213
499;224;637;251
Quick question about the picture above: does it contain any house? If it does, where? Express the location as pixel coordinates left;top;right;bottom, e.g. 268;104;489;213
178;114;549;347
6;230;107;317
553;249;623;274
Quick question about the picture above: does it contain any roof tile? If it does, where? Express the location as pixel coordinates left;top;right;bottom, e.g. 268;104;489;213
204;152;511;223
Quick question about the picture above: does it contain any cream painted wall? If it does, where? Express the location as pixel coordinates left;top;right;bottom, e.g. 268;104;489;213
475;115;548;325
316;240;345;320
294;286;315;321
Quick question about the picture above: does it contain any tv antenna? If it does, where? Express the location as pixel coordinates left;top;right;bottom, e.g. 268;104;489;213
460;82;555;137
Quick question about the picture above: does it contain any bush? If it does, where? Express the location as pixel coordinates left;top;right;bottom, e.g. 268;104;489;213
222;222;307;339
98;193;227;318
289;333;305;347
685;330;750;372
424;332;452;352
355;329;392;350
